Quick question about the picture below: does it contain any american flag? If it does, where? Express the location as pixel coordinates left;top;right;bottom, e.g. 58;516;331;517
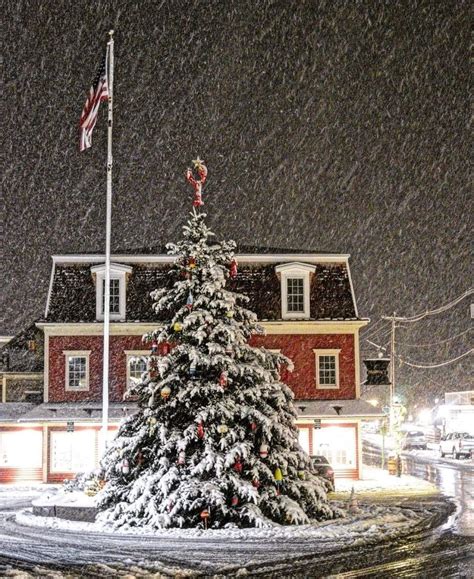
79;49;109;151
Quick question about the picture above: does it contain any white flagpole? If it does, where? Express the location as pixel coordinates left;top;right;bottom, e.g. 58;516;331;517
101;29;114;453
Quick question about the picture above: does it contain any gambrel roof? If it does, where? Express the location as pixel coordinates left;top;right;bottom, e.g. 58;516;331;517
44;251;360;323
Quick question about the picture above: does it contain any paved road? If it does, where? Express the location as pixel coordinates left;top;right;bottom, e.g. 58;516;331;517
0;452;472;579
363;440;474;537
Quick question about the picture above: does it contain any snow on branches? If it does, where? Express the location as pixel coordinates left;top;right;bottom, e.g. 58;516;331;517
97;164;338;529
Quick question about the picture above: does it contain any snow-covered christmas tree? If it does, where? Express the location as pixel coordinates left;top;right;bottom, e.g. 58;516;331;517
97;160;339;529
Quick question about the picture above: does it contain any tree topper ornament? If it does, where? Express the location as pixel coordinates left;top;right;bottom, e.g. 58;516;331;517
186;157;208;208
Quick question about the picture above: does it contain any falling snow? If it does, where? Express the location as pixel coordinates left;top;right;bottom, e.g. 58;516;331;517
2;1;472;399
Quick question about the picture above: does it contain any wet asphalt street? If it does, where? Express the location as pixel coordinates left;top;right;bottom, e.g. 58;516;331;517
0;447;472;578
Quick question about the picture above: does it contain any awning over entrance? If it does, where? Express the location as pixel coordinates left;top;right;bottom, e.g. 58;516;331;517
295;398;385;420
16;402;138;423
0;403;37;422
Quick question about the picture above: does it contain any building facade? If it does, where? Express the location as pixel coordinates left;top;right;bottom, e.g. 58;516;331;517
0;250;382;483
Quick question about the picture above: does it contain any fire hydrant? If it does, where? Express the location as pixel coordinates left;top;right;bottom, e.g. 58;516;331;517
387;456;397;475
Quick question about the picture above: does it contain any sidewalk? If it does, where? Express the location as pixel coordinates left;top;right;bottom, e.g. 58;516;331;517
331;465;438;500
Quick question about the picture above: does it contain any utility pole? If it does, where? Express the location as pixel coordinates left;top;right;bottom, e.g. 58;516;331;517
389;314;396;433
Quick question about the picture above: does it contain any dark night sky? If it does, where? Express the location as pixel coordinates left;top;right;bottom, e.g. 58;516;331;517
2;0;472;397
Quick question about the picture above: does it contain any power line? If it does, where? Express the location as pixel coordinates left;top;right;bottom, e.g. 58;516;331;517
401;327;473;348
360;318;387;339
399;349;473;369
362;321;391;342
384;288;473;324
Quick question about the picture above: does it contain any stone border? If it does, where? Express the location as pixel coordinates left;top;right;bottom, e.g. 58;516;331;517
33;503;98;522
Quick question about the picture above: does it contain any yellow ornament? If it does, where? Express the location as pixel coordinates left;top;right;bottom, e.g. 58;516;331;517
173;322;183;332
160;386;171;399
226;311;234;318
274;467;283;482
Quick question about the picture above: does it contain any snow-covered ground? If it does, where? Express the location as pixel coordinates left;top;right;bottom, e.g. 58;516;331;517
0;484;454;577
335;465;437;496
18;497;427;545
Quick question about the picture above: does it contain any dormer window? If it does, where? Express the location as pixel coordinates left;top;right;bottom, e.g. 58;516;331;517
103;278;121;315
275;263;315;320
91;263;132;321
287;278;305;313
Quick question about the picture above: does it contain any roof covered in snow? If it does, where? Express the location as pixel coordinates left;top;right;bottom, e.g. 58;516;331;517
0;403;37;422
0;323;44;373
45;254;359;323
295;399;385;419
16;402;138;423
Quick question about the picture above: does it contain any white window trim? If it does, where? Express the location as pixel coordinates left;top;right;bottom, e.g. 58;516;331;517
125;350;150;387
313;349;341;390
63;350;91;392
275;263;315;320
91;263;132;322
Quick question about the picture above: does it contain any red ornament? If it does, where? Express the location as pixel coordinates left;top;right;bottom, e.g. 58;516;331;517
219;371;228;387
250;421;257;432
252;479;261;489
161;342;171;355
229;259;238;278
197;422;205;439
233;458;243;473
231;495;239;507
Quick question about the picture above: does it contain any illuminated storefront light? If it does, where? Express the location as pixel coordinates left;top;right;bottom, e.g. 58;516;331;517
0;429;42;468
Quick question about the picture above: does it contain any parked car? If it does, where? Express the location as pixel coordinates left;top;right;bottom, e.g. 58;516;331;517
439;432;474;459
311;455;335;490
402;430;427;450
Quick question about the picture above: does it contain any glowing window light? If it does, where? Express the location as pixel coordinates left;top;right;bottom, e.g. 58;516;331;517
0;430;42;468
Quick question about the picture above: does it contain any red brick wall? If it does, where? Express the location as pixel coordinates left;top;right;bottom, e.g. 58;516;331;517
48;335;144;402
251;334;356;400
48;333;356;402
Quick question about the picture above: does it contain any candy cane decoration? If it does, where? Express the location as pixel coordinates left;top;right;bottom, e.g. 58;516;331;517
186;157;208;207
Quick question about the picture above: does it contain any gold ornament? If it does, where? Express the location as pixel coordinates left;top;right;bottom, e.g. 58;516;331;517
161;385;171;399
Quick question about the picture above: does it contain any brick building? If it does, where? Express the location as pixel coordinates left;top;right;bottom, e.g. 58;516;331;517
0;249;382;482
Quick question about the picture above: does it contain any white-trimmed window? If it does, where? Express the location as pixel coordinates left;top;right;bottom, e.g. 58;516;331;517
64;351;90;391
314;349;340;389
125;351;149;388
91;263;132;321
275;263;315;320
103;278;121;314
